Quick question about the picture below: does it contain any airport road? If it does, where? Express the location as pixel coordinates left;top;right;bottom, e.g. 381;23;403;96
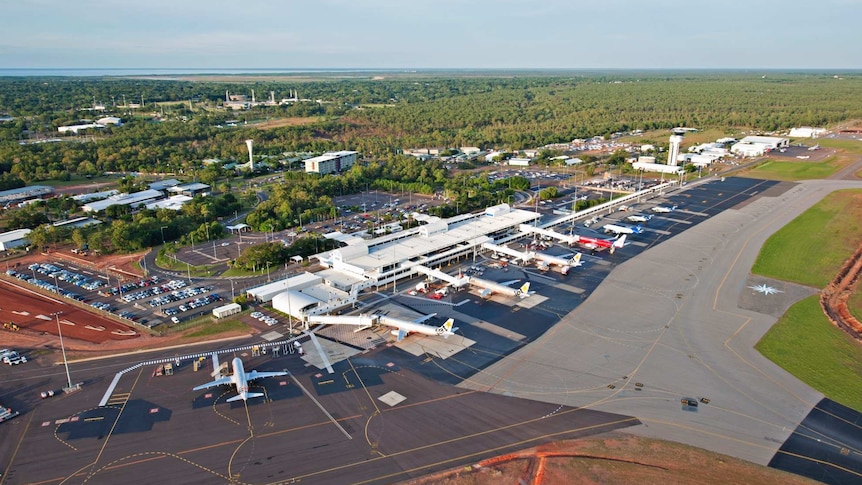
459;178;862;466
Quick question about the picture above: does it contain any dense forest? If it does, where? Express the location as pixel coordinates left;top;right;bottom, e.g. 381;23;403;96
1;72;860;183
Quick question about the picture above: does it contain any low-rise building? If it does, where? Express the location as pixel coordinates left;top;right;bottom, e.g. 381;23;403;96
0;229;32;250
508;158;532;167
304;151;358;174
789;127;827;138
167;183;210;197
82;189;163;213
0;185;53;206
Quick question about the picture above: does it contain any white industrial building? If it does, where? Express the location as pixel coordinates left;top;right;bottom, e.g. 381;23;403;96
149;179;182;191
167;183;210;197
508;158;532;167
146;195;193;211
730;136;789;157
0;229;32;250
82;189;163;213
304;151;358;174
247;272;324;303
789;127;827;138
72;190;119;203
212;303;242;319
631;161;684;174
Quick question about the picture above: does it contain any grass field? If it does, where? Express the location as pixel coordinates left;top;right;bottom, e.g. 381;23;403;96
756;296;862;411
183;318;248;338
751;189;862;288
817;137;862;154
742;156;846;181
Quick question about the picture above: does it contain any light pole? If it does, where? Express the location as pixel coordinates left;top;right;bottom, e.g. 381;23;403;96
160;226;167;245
52;312;73;390
230;279;235;300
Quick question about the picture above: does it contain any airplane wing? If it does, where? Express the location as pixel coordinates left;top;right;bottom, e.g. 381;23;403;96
413;313;438;324
245;370;289;381
193;376;233;391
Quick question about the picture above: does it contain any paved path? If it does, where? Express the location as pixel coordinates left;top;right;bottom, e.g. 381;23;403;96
459;178;862;465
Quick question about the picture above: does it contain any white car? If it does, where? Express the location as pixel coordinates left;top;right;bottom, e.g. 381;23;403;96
5;354;27;365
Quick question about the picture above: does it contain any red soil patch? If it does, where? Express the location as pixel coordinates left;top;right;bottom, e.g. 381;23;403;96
0;278;138;344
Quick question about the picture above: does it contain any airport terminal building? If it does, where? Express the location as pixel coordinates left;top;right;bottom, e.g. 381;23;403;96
246;203;541;320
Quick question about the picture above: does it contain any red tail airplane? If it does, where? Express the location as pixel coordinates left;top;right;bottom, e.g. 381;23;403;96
572;234;626;254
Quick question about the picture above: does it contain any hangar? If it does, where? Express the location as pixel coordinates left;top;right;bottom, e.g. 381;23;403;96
0;229;32;250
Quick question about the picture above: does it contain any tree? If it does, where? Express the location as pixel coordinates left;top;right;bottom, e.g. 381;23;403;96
71;229;87;250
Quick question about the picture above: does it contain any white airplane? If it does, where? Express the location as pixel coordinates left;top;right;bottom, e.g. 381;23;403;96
193;357;288;403
474;280;532;299
651;205;677;213
378;315;458;341
808;144;820;151
603;223;643;235
626;214;653;223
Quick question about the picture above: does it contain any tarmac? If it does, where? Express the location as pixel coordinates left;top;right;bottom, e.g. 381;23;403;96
458;177;862;476
4;175;862;484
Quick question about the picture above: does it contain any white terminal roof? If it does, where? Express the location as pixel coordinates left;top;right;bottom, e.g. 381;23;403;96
247;272;323;302
0;229;31;244
82;189;163;212
146;194;193;211
72;189;119;202
325;204;539;278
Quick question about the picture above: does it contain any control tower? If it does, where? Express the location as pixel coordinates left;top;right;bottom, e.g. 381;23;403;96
668;134;684;166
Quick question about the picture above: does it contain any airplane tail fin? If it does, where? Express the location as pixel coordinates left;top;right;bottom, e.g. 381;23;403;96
671;205;678;211
572;253;582;266
438;318;458;338
519;282;531;294
635;225;643;233
610;235;626;254
396;329;407;342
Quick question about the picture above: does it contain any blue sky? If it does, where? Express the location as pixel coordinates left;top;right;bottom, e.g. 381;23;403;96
1;0;859;69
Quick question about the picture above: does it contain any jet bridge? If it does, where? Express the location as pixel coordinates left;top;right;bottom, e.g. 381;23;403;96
519;224;579;246
481;242;535;264
306;314;377;329
413;265;470;288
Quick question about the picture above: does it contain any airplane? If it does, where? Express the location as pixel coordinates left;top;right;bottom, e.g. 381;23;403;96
808;144;820;151
193;357;288;403
603;223;643;235
651;205;677;213
473;279;532;299
626;214;653;223
377;316;458;341
572;234;626;254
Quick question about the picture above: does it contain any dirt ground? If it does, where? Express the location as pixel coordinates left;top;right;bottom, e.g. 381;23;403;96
255;116;322;130
0;279;137;344
401;433;818;485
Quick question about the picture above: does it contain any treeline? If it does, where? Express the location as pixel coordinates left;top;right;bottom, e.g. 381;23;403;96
0;73;860;185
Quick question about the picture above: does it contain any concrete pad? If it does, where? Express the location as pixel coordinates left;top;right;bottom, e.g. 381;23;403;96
516;294;546;309
394;334;475;358
378;390;406;407
467;318;527;342
556;283;585;294
260;330;283;341
301;336;362;369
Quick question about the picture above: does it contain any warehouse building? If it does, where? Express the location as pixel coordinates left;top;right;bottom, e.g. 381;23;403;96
304;151;358;174
0;229;32;250
789;127;827;138
82;189;163;213
0;185;53;206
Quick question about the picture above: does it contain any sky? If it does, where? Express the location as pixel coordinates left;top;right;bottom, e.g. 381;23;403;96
1;0;860;70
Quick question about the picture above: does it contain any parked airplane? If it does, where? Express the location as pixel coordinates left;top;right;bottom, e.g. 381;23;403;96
603;223;643;235
573;234;626;254
651;205;677;213
808;144;820;151
626;214;653;223
471;278;532;299
378;316;458;341
193;357;288;403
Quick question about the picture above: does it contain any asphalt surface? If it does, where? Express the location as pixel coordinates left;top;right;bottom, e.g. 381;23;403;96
4;175;862;484
0;343;635;484
456;176;862;479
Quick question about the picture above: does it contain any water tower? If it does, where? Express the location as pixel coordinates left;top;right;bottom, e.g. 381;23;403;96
245;139;254;170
